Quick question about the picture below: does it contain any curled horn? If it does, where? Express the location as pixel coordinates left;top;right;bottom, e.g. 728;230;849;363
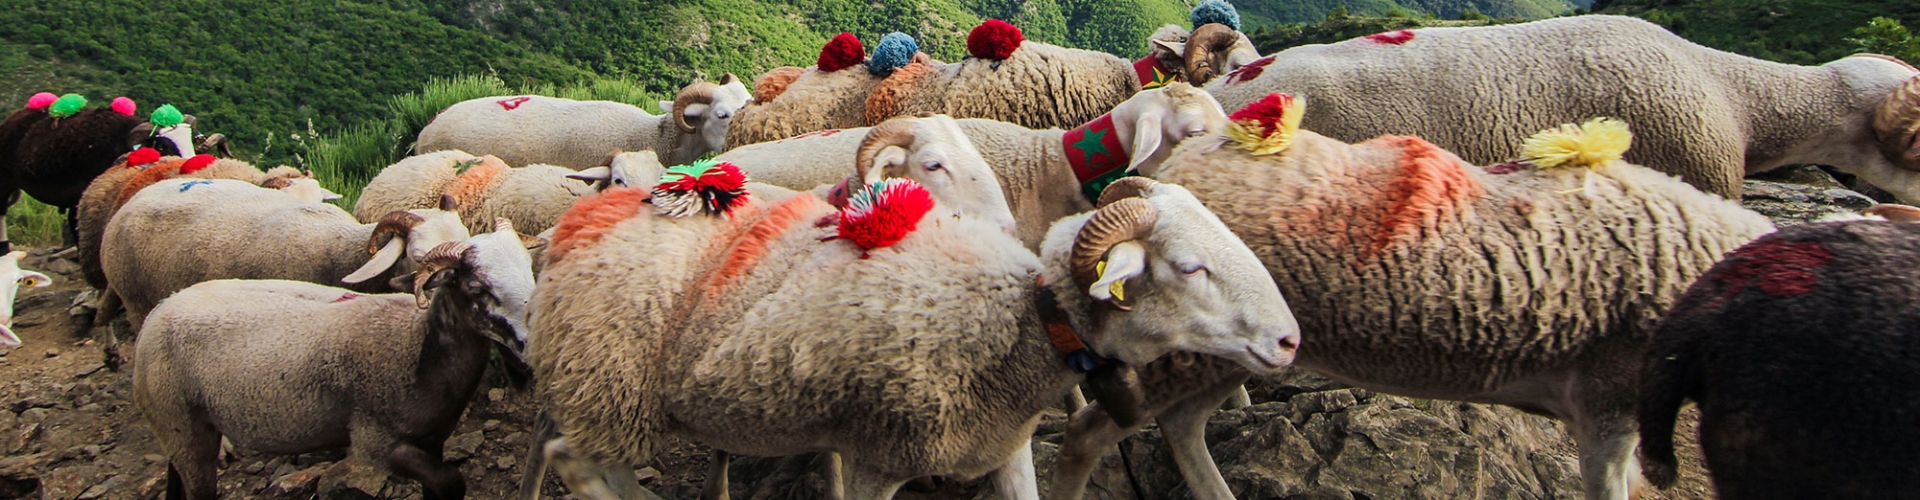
1873;75;1920;170
672;80;721;134
413;241;474;309
369;211;426;255
599;149;624;167
1095;177;1158;208
1183;23;1241;85
259;177;293;190
1069;198;1159;291
439;193;459;212
854;117;919;183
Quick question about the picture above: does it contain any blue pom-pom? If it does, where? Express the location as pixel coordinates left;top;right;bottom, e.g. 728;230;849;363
1191;0;1242;32
868;32;919;77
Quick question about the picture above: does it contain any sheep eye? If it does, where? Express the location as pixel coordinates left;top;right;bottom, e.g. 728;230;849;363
924;161;944;172
1179;263;1207;277
1186;129;1206;137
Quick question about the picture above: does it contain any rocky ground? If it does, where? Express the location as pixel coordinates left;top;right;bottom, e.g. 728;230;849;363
0;165;1881;500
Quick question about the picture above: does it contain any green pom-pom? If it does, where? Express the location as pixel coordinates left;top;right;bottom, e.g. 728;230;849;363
48;94;87;118
149;104;184;128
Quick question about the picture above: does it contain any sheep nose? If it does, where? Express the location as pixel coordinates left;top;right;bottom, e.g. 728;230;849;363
1278;333;1299;352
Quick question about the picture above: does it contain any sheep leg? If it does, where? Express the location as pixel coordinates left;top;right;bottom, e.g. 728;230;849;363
1064;386;1089;413
987;438;1039;500
1220;385;1252;410
838;464;904;500
61;207;77;249
1158;385;1243;500
516;411;557;500
1047;402;1137;500
546;437;662;500
388;442;466;500
0;213;8;254
92;289;120;328
165;427;221;500
826;452;846;500
702;450;730;500
1573;425;1640;500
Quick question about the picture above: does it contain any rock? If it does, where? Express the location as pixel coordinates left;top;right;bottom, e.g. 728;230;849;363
1741;179;1877;226
243;460;267;475
50;247;77;260
314;460;386;500
18;407;48;424
8;423;38;454
11;396;56;413
494;456;516;471
76;474;123;500
1245;368;1345;404
264;464;330;499
41;465;105;500
72;363;105;379
0;453;50;498
444;430;484;462
40;258;77;276
45;348;58;358
488;388;506;403
144;454;166;463
482;419;500;432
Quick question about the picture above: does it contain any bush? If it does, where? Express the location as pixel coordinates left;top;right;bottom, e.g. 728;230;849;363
1849;16;1920;64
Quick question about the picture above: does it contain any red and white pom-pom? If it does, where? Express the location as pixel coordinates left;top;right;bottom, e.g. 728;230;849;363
818;32;865;72
1224;93;1305;156
24;92;55;110
651;159;751;217
835;178;936;256
180;154;217;174
110;97;136;116
967;19;1024;60
125;147;162;166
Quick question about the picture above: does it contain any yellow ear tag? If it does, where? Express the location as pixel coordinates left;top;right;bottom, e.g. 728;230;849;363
1096;261;1126;301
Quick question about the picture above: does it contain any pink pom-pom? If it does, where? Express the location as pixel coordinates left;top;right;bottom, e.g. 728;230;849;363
111;97;136;116
818;32;865;73
180;154;217;174
25;92;56;110
967;19;1025;60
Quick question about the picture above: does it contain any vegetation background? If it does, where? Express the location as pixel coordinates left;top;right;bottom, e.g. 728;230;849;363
0;0;1913;244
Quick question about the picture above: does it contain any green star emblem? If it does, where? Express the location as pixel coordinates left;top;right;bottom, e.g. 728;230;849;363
1074;127;1112;163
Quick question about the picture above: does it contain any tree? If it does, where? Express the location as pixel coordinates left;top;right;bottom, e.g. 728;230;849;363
1848;16;1920;65
1327;6;1350;21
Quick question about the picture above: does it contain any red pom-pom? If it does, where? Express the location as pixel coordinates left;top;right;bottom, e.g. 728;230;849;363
652;159;751;217
126;148;162;166
1229;93;1294;137
967;19;1024;60
180;154;217;174
837;178;936;252
24;92;55;110
111;97;136;116
818;32;865;73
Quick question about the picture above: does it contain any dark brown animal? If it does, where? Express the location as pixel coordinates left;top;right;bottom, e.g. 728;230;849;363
0;106;199;251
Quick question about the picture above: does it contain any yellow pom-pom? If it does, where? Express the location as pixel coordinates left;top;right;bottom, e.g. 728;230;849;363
1225;93;1306;156
1521;118;1632;170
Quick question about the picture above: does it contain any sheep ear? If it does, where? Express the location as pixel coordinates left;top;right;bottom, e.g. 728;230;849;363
1126;112;1165;174
129;123;155;149
387;275;415;293
1089;242;1147;307
519;232;549;250
344;239;406;285
720;73;738;85
567;167;612;183
658;101;676;114
17;271;49;289
865;146;910;184
1150;39;1184;60
682;103;711;119
422;268;457;292
1082;363;1149;428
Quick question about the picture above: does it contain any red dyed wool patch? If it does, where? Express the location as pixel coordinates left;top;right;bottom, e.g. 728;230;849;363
497;97;532;110
1713;239;1834;298
1365;30;1415;45
545;187;653;263
1222;56;1275;85
1367;136;1484;258
818;32;865;72
791;129;843;140
115;157;192;208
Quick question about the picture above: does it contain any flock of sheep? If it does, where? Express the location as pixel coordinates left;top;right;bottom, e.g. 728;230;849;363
0;3;1917;499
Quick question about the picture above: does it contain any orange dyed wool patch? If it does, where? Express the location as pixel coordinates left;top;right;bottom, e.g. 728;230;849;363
698;195;823;301
114;157;191;208
445;156;508;219
546;187;653;263
1367;136;1483;257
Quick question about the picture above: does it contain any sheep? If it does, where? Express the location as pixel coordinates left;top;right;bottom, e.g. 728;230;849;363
1106;94;1778;499
354;151;595;235
863;20;1139;131
1201;15;1920;203
725;84;1228;249
102;179;472;334
414;77;753;169
1635;213;1920;499
725;32;936;149
529;170;1300;499
1138;0;1262;87
134;222;540;500
76;155;324;328
0;251;50;349
0;95;205;251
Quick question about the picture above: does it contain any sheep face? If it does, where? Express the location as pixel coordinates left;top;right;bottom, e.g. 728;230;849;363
857;115;1019;236
276;177;344;204
661;76;756;157
1112;83;1231;176
343;208;473;286
453;224;540;344
1047;180;1300;374
569;150;667;192
0;252;50;348
151;122;198;158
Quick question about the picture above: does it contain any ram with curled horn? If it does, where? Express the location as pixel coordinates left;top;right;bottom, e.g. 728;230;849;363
416;75;753;169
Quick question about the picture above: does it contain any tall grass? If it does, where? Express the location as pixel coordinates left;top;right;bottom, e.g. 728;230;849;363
5;197;63;247
302;74;666;211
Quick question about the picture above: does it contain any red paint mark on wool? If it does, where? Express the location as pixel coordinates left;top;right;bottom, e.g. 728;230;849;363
333;292;361;303
1222;56;1274;85
699;195;823;300
1366;136;1483;258
1364;30;1415;45
1714;239;1833;298
967;19;1024;60
791;129;843;140
546;187;652;263
114;157;192;208
496;97;532;110
818;32;865;72
445;156;509;217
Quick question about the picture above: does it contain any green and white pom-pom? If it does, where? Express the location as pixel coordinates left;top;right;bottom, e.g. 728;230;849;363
651;159;750;218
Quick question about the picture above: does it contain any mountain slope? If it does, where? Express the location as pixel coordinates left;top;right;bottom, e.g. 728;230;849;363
1598;0;1919;65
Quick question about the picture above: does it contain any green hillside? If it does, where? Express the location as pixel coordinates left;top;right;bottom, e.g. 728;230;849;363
1597;0;1919;65
1233;0;1576;25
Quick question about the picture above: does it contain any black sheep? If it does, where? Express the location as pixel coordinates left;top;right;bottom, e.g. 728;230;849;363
1638;215;1920;499
0;106;198;252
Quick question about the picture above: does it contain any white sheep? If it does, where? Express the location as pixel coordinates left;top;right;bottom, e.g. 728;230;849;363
415;76;753;169
1203;15;1920;203
0;251;50;349
134;223;539;500
354;150;594;235
529;174;1299;500
864;21;1139;131
102;178;471;333
1126;95;1778;499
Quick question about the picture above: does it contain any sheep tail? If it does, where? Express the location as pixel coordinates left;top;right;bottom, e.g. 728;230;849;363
1635;327;1702;490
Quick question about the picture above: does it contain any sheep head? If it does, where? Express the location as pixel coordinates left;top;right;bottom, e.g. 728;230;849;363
342;198;473;287
853;114;1018;236
1874;74;1920;171
1181;23;1260;86
412;220;540;350
569;149;666;192
129;114;199;157
0;251;49;349
1106;82;1231;176
1050;177;1300;375
665;74;755;156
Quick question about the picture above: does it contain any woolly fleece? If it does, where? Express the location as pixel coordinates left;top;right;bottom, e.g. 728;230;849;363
867;41;1139;130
